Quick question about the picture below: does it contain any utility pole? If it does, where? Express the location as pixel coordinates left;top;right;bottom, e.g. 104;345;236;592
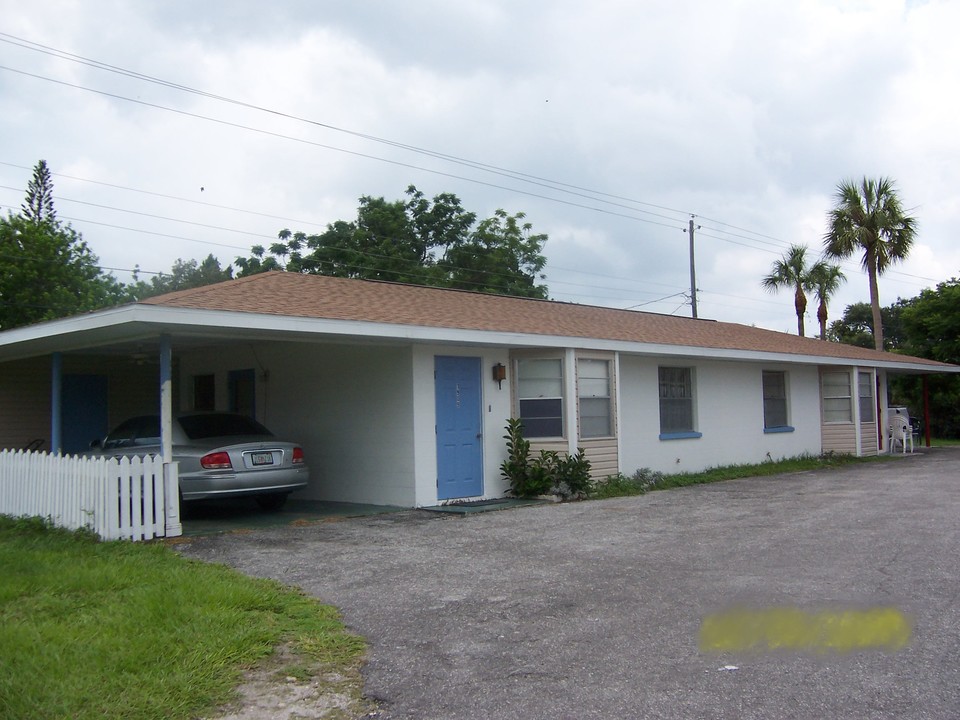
688;215;699;318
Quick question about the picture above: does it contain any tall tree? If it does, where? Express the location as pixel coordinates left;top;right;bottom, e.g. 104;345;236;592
808;262;846;340
236;185;548;298
761;244;819;336
1;160;125;330
823;177;917;351
0;216;123;329
20;159;56;227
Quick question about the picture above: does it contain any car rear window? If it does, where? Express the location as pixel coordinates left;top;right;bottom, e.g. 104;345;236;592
178;414;273;440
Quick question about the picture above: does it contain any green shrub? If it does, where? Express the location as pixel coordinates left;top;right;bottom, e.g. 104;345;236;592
552;448;593;500
593;468;664;498
501;418;551;497
500;419;593;499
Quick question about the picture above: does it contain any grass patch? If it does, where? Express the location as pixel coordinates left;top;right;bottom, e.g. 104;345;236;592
592;452;880;499
0;516;368;720
930;437;960;447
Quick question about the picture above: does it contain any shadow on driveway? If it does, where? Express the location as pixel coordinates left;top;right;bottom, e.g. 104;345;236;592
179;497;404;536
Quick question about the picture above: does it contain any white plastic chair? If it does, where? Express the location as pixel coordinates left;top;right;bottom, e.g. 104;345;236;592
887;414;914;454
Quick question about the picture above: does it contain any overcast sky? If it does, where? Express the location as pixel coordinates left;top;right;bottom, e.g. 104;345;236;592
2;1;957;334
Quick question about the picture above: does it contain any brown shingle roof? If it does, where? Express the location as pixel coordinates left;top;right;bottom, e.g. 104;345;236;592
141;272;953;369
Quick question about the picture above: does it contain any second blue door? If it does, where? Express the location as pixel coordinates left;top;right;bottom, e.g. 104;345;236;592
435;356;483;500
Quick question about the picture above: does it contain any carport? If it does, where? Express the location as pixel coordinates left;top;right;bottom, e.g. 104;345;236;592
0;299;455;511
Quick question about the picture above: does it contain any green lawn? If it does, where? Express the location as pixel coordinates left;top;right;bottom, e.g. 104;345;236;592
0;517;368;720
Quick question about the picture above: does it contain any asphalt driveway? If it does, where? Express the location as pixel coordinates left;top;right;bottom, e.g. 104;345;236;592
176;449;960;719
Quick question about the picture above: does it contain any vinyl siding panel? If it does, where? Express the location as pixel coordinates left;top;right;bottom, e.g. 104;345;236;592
580;437;619;479
821;423;857;454
528;440;569;455
860;422;880;455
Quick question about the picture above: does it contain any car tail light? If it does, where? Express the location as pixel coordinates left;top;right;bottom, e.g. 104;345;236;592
292;447;305;464
201;451;232;469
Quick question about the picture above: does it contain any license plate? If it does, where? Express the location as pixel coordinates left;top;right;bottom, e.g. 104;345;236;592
250;452;274;466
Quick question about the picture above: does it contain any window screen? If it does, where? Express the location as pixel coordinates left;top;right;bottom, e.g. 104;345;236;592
858;372;875;423
659;367;694;434
822;371;852;423
578;359;611;438
762;371;788;429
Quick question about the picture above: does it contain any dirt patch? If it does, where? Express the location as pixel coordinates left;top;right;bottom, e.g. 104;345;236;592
204;644;380;720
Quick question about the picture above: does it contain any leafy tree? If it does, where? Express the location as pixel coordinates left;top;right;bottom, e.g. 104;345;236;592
827;301;907;350
808;262;846;340
0;162;123;330
761;244;820;336
823;177;917;350
236;185;548;298
830;283;960;438
125;254;233;300
899;278;960;364
893;279;960;438
441;209;547;297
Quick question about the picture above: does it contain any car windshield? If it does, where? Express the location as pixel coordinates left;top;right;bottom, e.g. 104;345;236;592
102;416;161;449
178;413;273;440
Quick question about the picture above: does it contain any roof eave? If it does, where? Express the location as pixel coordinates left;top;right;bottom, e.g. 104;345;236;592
0;304;955;374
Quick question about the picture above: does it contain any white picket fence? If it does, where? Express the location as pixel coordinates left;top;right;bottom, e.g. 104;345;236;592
0;450;180;541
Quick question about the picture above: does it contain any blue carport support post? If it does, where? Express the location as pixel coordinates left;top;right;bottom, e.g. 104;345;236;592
50;352;62;454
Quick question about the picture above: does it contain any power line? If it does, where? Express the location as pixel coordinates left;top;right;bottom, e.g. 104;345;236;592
0;33;698;222
0;64;687;234
0;33;942;312
0;160;327;229
0;38;938;289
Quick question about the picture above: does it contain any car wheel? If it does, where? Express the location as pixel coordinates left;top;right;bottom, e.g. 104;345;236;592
255;493;288;512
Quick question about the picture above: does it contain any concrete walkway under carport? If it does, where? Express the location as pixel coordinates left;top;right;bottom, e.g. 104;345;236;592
176;449;960;720
179;497;404;536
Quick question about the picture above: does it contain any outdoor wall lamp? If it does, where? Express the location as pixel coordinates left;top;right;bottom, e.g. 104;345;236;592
492;362;507;389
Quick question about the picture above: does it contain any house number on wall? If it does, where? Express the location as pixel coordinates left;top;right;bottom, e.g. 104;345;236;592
456;383;461;409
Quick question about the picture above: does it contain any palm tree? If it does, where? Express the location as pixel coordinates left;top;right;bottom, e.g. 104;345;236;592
808;262;846;340
823;177;916;350
761;244;817;336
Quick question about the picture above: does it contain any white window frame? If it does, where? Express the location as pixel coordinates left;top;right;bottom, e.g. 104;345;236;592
858;371;875;423
822;370;853;424
577;358;612;439
516;357;564;438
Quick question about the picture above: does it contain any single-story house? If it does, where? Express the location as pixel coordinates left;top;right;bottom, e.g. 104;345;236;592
0;272;956;508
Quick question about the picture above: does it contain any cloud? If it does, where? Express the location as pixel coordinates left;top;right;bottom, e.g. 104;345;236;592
1;0;956;332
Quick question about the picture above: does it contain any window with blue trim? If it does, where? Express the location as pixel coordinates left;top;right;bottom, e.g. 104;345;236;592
659;366;695;435
762;370;790;430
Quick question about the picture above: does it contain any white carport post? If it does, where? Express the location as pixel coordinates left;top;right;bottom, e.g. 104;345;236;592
159;334;181;537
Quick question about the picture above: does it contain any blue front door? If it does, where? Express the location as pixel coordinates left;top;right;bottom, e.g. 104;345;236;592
62;374;108;454
435;356;483;500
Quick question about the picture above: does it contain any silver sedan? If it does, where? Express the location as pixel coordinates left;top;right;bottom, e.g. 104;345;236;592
92;413;309;510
